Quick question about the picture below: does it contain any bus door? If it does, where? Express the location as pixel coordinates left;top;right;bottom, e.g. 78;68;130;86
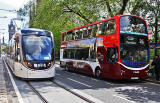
105;47;119;78
97;46;107;73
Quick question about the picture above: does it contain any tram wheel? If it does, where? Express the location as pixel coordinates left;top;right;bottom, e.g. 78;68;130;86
95;68;101;78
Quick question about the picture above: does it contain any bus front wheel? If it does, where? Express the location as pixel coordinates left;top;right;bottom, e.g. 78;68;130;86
65;65;69;71
95;68;101;78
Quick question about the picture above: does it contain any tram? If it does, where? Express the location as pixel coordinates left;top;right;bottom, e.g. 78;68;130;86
60;15;150;80
6;28;55;80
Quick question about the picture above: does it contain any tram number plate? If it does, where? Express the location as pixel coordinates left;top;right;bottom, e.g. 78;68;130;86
34;64;46;67
131;77;139;80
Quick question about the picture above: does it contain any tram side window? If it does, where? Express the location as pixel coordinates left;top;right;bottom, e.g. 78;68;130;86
106;20;116;35
106;47;118;63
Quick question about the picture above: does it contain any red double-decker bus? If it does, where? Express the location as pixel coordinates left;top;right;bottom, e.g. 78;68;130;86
60;15;150;80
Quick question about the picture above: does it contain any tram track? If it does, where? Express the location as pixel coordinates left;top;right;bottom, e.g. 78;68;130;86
2;57;95;103
25;80;94;103
50;80;94;103
2;58;48;103
26;81;49;103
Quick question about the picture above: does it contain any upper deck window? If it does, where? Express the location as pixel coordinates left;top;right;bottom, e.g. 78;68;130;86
98;19;116;36
120;16;147;35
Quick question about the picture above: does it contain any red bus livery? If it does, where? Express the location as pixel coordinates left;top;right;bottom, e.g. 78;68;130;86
60;15;150;80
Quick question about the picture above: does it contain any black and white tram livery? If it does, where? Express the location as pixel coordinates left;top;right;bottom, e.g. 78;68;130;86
6;28;55;79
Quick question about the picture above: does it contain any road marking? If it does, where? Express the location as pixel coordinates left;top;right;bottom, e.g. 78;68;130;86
91;78;99;82
71;73;77;75
105;82;113;85
80;75;86;77
113;95;135;103
143;81;160;86
56;73;60;75
54;79;105;103
67;78;92;88
3;59;24;103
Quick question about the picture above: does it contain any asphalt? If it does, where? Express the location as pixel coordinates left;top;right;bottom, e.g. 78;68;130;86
0;59;159;103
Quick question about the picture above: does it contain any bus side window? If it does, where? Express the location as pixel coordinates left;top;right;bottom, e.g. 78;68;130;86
91;25;97;37
106;20;116;35
106;47;118;63
64;33;67;41
72;32;75;40
79;30;83;39
62;33;64;41
63;50;67;58
90;49;96;61
99;23;103;35
102;21;107;35
98;21;107;35
83;27;89;38
74;30;81;40
88;26;92;37
75;48;89;60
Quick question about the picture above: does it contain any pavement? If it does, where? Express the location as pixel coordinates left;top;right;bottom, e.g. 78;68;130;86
0;57;9;103
0;59;159;103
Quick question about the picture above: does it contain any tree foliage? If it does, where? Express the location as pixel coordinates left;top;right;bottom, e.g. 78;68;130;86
17;0;160;54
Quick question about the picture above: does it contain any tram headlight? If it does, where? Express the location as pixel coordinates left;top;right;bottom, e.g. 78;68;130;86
27;63;32;68
47;63;51;67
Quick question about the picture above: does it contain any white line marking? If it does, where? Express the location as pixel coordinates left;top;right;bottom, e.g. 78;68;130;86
113;95;135;103
54;79;105;103
3;58;24;103
56;73;60;75
67;78;92;88
105;82;113;85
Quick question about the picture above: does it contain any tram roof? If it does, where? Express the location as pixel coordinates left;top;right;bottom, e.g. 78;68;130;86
21;28;49;35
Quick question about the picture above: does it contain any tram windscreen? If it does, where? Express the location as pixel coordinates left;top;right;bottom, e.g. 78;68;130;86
120;16;149;68
22;35;53;61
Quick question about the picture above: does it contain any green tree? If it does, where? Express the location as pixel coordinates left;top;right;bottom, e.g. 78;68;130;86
18;0;159;54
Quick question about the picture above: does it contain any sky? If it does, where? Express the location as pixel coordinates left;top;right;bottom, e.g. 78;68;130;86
0;0;29;43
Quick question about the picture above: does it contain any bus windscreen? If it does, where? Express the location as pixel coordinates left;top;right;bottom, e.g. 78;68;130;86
120;16;147;36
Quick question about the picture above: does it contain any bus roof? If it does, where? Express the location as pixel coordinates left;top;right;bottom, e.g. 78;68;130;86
62;15;145;34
